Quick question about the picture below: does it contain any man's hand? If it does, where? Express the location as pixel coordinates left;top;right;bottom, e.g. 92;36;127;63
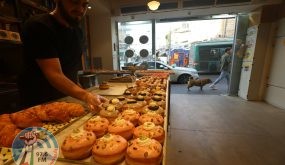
84;93;108;113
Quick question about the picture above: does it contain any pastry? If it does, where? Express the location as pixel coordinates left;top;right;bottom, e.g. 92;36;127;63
150;95;166;109
139;112;164;126
99;81;110;90
99;105;119;122
65;102;85;117
61;129;96;160
122;99;144;113
120;109;140;126
0;124;21;147
92;134;127;165
84;116;109;138
137;91;151;102
133;122;165;144
135;95;147;107
108;118;135;140
11;110;43;129
0;114;13;129
109;98;124;111
142;102;164;116
126;137;162;165
40;102;71;122
123;89;135;99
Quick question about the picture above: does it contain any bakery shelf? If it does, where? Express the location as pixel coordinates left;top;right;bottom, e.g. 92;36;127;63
1;77;170;165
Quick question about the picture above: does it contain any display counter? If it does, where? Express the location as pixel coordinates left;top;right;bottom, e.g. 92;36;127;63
0;76;170;165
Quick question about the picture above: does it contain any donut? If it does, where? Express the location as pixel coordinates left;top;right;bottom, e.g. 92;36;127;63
92;134;127;164
99;105;119;122
84;116;109;138
133;122;165;144
61;129;96;160
141;102;164;116
126;137;162;165
139;112;164;126
120;109;140;126
122;99;145;113
108;118;134;140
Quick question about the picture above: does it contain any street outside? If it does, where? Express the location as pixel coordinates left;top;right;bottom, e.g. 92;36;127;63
171;74;228;95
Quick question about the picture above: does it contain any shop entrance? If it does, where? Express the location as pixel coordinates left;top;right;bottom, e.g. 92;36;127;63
116;14;247;95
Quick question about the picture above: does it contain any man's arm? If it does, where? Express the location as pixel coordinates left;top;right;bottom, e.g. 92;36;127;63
36;58;106;112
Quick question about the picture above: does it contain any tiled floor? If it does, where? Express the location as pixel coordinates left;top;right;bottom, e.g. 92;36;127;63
166;94;285;165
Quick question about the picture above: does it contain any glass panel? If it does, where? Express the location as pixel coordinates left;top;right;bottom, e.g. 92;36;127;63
156;18;235;72
118;21;152;69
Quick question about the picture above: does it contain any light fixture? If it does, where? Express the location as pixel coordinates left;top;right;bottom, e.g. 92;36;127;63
147;0;160;11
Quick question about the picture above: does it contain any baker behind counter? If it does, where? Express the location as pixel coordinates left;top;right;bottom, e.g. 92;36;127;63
17;0;107;111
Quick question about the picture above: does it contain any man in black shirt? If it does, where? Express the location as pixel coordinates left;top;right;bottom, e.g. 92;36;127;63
18;0;106;111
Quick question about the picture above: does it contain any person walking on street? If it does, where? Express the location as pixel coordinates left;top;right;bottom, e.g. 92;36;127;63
209;47;232;90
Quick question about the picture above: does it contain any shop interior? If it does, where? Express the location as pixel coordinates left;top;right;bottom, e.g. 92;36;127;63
1;0;285;164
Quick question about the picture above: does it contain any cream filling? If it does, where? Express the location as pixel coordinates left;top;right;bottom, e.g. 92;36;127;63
101;134;114;142
70;129;85;139
149;102;158;107
123;109;136;115
89;116;101;122
143;122;155;131
111;98;120;104
114;118;127;126
137;137;152;146
107;105;116;112
147;112;158;116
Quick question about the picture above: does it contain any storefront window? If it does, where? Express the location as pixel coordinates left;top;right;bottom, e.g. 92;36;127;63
117;18;236;71
118;21;152;69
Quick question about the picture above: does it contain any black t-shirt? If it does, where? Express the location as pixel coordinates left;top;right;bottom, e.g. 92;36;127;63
18;14;83;108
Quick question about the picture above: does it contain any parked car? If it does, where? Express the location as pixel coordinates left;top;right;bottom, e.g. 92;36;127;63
134;61;199;84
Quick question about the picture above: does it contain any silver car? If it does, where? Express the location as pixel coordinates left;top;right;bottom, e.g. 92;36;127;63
134;61;199;84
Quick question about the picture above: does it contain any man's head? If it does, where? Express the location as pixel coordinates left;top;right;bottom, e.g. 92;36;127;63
54;0;89;26
225;47;232;55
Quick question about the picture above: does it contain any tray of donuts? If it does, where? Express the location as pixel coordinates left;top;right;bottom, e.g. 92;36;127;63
0;101;88;164
58;77;168;165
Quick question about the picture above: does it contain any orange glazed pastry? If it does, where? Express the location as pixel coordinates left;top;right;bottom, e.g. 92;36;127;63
133;122;165;144
61;129;96;160
122;99;144;112
11;110;43;129
84;116;109;138
142;102;164;116
65;102;85;117
0;114;13;129
120;109;140;126
92;134;127;165
126;137;163;165
99;105;119;122
139;112;164;126
0;124;21;147
108;118;135;140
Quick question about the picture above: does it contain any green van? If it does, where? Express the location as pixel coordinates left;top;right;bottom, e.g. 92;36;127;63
189;39;233;73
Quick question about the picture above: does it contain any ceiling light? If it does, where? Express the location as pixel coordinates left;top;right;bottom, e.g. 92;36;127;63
87;5;92;10
147;0;160;11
